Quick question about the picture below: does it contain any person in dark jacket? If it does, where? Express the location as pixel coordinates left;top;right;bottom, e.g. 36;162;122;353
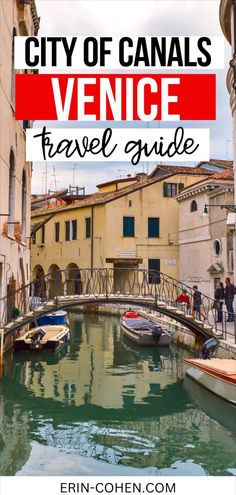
214;282;224;323
192;285;205;320
225;277;235;322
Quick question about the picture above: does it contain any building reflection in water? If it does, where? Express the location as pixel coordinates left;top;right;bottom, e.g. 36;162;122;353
1;312;236;476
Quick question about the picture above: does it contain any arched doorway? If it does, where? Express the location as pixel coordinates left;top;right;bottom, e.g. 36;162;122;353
66;263;82;295
48;264;63;298
32;265;46;299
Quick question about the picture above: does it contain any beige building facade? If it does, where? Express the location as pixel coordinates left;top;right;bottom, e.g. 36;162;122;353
31;166;213;291
177;169;234;297
0;0;39;322
220;0;236;282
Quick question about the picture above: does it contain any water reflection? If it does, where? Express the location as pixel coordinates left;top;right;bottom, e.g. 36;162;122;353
0;311;236;476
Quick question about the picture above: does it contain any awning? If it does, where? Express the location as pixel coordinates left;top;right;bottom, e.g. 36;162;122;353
31;213;57;236
207;263;223;274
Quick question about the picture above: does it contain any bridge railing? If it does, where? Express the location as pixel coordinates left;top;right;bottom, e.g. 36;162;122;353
0;268;235;342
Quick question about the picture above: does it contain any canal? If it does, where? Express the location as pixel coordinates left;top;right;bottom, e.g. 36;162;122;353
0;311;236;476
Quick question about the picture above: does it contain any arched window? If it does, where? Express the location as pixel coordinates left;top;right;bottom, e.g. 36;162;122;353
214;239;221;256
190;200;198;212
8;149;15;232
11;28;17;106
22;169;27;240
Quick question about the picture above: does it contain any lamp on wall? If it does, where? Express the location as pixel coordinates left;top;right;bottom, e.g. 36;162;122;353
204;204;236;214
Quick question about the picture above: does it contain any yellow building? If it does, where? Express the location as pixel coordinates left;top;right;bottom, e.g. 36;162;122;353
0;0;39;321
31;165;213;289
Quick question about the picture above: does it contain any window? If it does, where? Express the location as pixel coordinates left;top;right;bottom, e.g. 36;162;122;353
190;200;198;212
41;225;45;244
21;170;27;240
214;239;221;256
123;216;135;237
55;222;60;242
65;220;77;241
163;182;177;197
229;250;234;273
85;217;91;238
128;200;132;207
148;218;160;238
8;149;15;225
11;28;16;106
148;259;160;284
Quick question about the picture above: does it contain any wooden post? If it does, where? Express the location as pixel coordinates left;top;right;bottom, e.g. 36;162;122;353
0;329;4;376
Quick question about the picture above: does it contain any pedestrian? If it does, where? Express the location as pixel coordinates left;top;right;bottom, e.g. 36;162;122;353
214;282;224;323
192;285;205;321
225;277;235;322
175;289;190;309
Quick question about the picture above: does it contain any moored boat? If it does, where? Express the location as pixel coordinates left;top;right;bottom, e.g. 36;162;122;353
37;310;68;326
120;311;171;346
14;324;70;352
184;357;236;405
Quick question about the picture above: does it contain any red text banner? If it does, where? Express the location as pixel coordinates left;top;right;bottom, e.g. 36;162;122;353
15;73;216;121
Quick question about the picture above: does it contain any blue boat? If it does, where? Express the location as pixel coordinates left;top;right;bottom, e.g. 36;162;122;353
37;310;68;326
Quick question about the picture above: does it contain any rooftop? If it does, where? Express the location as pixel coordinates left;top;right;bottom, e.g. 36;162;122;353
32;173;175;218
149;164;214;178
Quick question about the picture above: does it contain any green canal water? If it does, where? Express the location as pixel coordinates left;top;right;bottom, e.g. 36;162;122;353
0;312;236;476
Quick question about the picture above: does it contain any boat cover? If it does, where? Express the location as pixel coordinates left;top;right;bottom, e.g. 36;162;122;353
124;319;162;333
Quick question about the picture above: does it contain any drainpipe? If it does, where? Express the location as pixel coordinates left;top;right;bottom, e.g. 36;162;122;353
91;206;94;270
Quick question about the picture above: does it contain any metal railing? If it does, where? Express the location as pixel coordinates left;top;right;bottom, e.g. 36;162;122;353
0;268;235;342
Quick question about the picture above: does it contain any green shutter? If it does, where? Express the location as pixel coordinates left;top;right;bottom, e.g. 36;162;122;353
163;182;168;197
178;182;185;191
123;217;135;237
148;218;159;238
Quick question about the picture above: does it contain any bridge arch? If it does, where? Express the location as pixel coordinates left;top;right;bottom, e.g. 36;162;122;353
1;268;232;345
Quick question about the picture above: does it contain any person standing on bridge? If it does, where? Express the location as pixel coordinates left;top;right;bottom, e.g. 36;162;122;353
214;282;224;323
192;285;205;321
225;277;235;322
175;289;190;310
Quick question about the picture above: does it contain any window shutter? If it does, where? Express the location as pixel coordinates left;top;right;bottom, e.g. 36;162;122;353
178;182;185;191
65;221;70;241
148;218;160;238
123;217;135;237
163;182;168;197
72;220;77;240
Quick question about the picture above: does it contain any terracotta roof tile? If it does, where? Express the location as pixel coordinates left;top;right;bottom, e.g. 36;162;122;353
176;169;234;195
149;164;214;177
31;173;175;218
210;169;234;180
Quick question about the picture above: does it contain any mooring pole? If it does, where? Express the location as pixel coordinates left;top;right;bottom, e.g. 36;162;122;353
0;328;4;376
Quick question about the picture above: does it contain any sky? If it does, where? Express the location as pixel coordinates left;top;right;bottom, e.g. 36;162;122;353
32;0;233;195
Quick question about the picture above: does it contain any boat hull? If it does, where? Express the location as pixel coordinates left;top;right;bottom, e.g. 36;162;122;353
184;359;236;405
120;315;171;346
14;325;70;352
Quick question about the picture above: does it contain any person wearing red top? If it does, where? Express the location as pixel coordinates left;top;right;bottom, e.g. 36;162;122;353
176;289;190;306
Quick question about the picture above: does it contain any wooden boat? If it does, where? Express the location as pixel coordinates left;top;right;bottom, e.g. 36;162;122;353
184;358;236;405
14;325;70;352
120;311;171;346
